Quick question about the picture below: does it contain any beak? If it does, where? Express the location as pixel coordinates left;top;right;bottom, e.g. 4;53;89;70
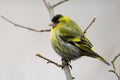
49;23;56;27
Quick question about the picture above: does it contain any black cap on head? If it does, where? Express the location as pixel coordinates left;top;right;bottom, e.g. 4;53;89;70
52;14;63;23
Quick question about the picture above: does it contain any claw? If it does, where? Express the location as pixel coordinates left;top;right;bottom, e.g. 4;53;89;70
61;58;72;69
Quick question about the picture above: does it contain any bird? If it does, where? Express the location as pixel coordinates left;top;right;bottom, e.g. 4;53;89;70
50;14;110;65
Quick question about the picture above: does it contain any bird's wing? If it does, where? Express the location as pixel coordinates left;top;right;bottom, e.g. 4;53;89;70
59;34;94;53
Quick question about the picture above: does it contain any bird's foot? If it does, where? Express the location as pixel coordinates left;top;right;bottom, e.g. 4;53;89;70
61;59;72;69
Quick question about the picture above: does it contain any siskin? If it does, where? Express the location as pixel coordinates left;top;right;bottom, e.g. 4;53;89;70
50;14;110;65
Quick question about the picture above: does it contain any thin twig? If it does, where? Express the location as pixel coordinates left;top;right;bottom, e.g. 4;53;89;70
35;52;62;67
83;16;96;34
35;52;73;80
109;70;120;80
52;0;69;8
43;0;69;19
43;0;54;19
109;53;120;80
111;53;120;70
1;16;50;32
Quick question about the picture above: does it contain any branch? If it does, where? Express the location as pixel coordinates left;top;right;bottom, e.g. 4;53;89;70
43;0;54;19
109;53;120;80
1;0;69;32
35;52;74;80
83;16;96;34
111;53;120;70
62;60;74;80
52;0;69;8
35;52;62;67
109;70;120;80
43;0;69;19
1;16;50;32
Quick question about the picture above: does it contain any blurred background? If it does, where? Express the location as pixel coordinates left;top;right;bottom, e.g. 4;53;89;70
0;0;120;80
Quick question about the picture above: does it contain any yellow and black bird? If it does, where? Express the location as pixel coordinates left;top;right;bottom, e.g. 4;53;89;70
50;14;110;65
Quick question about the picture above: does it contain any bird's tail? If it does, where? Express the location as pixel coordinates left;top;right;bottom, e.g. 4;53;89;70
95;55;110;65
88;51;110;65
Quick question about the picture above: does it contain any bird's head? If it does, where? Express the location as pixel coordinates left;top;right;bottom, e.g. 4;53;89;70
50;14;70;27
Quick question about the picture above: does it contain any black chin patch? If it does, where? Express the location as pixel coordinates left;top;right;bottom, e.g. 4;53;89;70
52;14;63;23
